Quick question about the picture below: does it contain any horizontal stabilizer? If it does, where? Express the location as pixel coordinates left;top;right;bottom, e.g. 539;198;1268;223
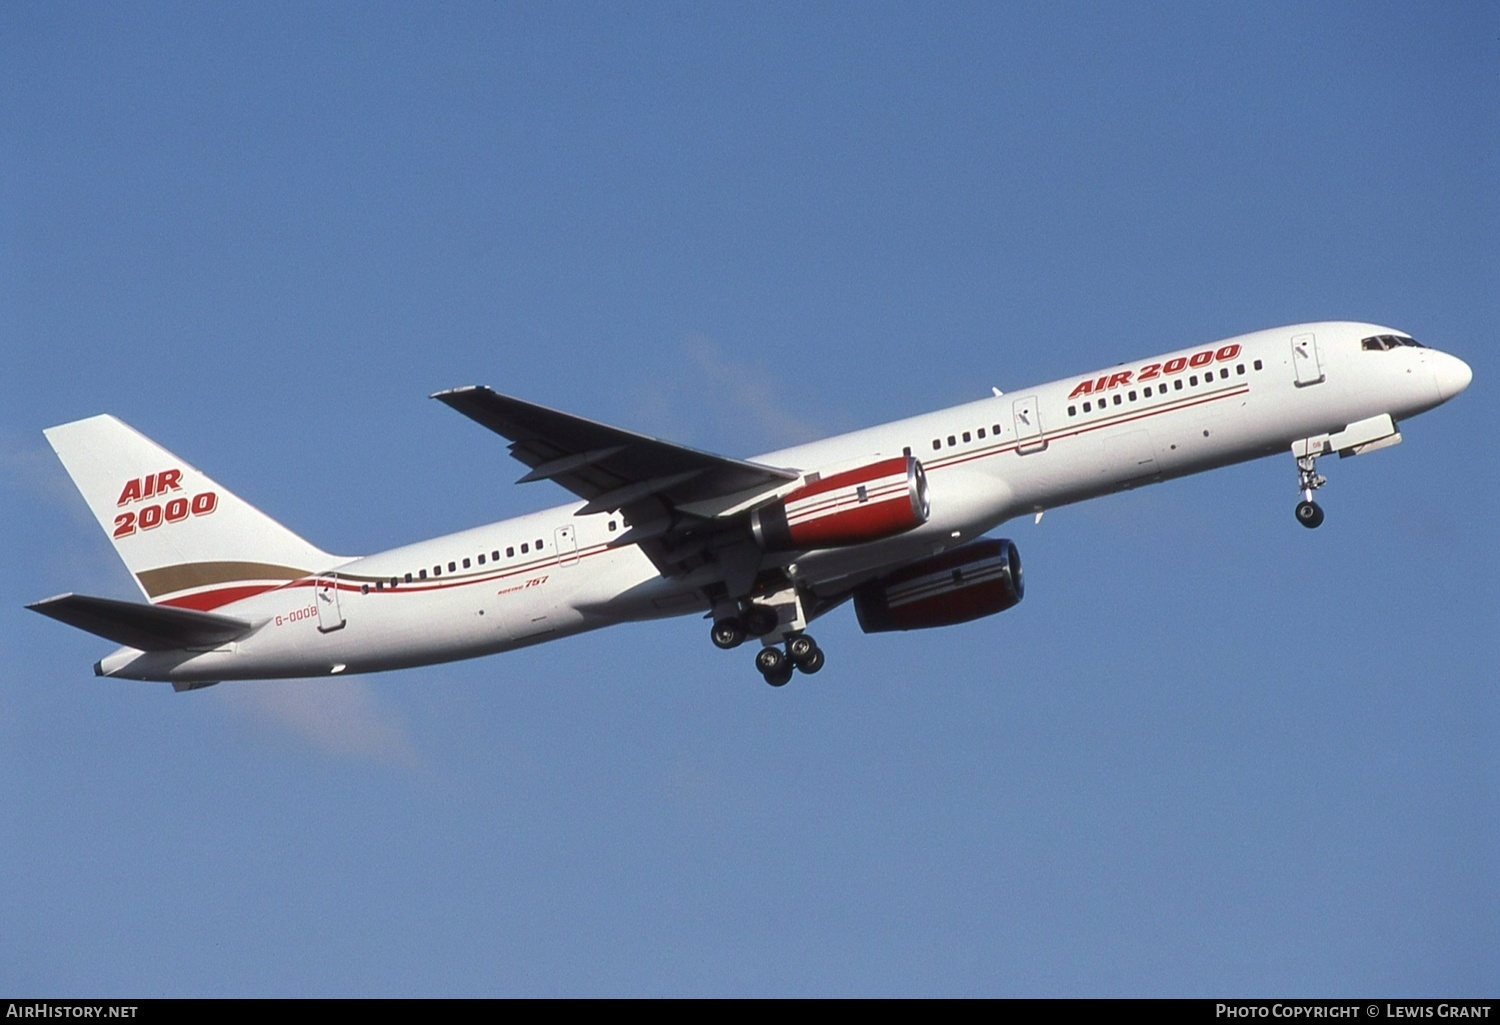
28;593;255;651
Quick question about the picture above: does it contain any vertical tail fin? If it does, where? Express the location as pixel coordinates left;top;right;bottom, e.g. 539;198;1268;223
44;415;343;611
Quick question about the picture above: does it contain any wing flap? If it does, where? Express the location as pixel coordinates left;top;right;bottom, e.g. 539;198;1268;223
29;593;255;651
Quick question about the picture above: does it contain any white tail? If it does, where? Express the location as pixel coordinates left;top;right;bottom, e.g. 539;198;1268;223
44;415;343;611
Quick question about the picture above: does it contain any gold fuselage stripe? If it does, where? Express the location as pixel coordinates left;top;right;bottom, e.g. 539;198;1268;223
136;561;310;598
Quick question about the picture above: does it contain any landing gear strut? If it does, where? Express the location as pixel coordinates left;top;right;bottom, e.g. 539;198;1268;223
1295;453;1327;529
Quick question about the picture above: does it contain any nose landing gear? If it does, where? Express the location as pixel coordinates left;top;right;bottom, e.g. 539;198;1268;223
1295;452;1327;529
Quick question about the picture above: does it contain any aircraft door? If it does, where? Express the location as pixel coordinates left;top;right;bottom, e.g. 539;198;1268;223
1012;396;1046;454
555;524;579;567
315;575;345;632
1292;333;1324;386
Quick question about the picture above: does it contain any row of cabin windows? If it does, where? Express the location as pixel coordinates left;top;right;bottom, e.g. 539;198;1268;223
921;355;1267;446
932;424;1003;451
1066;360;1263;418
358;518;620;593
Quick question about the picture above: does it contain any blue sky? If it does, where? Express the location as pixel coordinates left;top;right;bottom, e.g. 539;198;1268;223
3;1;1495;996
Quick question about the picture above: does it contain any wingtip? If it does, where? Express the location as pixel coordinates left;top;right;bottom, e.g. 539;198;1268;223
431;385;488;401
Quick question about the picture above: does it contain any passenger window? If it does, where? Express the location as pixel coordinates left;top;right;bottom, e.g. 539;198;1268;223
405;572;413;583
462;558;471;569
1189;375;1198;386
1254;359;1263;370
932;439;941;451
992;424;1001;434
1128;390;1137;401
947;435;956;447
448;562;456;573
507;547;514;558
536;538;543;549
361;584;369;595
521;543;529;554
1237;364;1245;375
419;569;427;580
492;550;500;561
977;428;986;438
1175;379;1184;390
434;566;442;576
1068;406;1077;416
1113;394;1122;405
962;431;971;443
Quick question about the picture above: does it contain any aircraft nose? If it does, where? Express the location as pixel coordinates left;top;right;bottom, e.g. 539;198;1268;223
1434;352;1473;401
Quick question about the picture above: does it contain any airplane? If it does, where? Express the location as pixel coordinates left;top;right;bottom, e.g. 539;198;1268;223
29;321;1471;689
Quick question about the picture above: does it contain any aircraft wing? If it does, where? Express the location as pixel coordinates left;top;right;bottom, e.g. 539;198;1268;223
29;593;255;651
432;386;798;516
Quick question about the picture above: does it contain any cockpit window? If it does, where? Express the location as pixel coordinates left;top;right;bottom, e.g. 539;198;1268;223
1361;334;1423;351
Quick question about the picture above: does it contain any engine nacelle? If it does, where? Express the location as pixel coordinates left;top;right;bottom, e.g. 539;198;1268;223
853;538;1024;633
750;455;930;552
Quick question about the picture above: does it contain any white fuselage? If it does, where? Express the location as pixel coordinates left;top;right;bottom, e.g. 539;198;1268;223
96;321;1470;683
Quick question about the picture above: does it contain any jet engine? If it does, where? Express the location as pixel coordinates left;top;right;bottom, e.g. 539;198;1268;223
750;455;930;552
853;537;1023;633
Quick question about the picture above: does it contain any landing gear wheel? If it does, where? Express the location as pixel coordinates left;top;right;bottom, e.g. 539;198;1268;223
787;633;816;661
711;617;745;650
1295;500;1325;529
755;646;791;686
754;646;786;675
787;633;821;672
743;604;779;637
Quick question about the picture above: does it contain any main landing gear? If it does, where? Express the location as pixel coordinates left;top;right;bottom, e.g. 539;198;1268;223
1295;452;1327;529
709;602;825;685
